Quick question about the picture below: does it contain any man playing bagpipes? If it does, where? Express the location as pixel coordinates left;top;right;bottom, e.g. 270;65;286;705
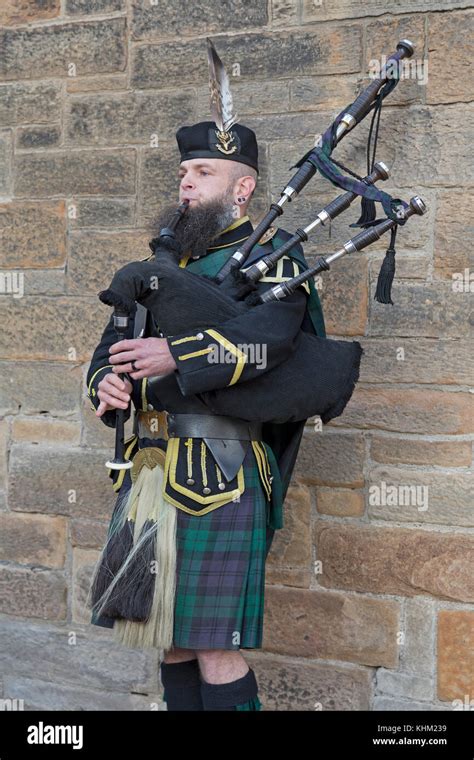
86;38;425;711
86;134;321;712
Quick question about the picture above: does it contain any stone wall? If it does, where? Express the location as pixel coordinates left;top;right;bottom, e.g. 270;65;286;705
0;0;472;711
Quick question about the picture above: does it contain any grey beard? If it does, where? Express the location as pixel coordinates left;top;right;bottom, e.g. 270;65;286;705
149;197;236;262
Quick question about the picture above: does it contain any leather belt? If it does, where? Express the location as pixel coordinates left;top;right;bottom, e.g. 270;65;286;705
167;413;262;441
135;411;263;482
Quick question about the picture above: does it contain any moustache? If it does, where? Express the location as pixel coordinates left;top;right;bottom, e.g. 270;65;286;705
148;197;236;262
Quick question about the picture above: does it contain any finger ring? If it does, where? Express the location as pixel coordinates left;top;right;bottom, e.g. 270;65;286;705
131;360;137;372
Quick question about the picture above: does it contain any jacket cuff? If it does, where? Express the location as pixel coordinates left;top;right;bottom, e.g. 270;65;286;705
87;364;132;429
87;365;114;410
166;329;247;396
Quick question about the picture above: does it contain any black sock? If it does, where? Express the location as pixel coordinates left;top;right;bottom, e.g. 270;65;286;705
160;658;204;711
200;667;260;711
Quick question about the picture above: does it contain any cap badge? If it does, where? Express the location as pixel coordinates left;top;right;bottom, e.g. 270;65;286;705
214;128;238;156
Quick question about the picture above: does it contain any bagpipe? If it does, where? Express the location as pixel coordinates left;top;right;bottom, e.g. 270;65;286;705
97;39;427;471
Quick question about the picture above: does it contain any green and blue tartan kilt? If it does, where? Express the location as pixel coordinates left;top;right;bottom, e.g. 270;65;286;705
173;444;268;650
91;443;272;651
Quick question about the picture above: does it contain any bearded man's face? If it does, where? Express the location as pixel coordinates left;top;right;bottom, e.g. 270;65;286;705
178;157;238;210
149;158;241;259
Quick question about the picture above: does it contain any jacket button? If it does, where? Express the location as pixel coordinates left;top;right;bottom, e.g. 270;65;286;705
147;403;154;411
202;487;211;494
196;332;204;340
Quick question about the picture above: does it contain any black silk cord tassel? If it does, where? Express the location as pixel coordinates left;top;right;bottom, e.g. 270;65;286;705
354;91;383;227
375;226;397;305
356;194;377;227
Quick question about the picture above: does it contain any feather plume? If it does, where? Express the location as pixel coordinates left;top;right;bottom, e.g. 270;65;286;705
206;37;238;133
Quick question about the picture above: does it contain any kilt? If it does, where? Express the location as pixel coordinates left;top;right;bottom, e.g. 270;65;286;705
91;441;273;651
173;444;267;650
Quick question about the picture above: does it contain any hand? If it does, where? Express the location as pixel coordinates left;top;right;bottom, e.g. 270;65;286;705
96;373;132;417
109;337;178;380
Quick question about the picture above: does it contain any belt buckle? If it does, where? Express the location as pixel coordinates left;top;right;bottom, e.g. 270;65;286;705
138;409;170;440
158;410;170;440
167;412;176;438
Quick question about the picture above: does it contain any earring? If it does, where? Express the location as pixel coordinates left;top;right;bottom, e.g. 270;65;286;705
237;196;246;204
